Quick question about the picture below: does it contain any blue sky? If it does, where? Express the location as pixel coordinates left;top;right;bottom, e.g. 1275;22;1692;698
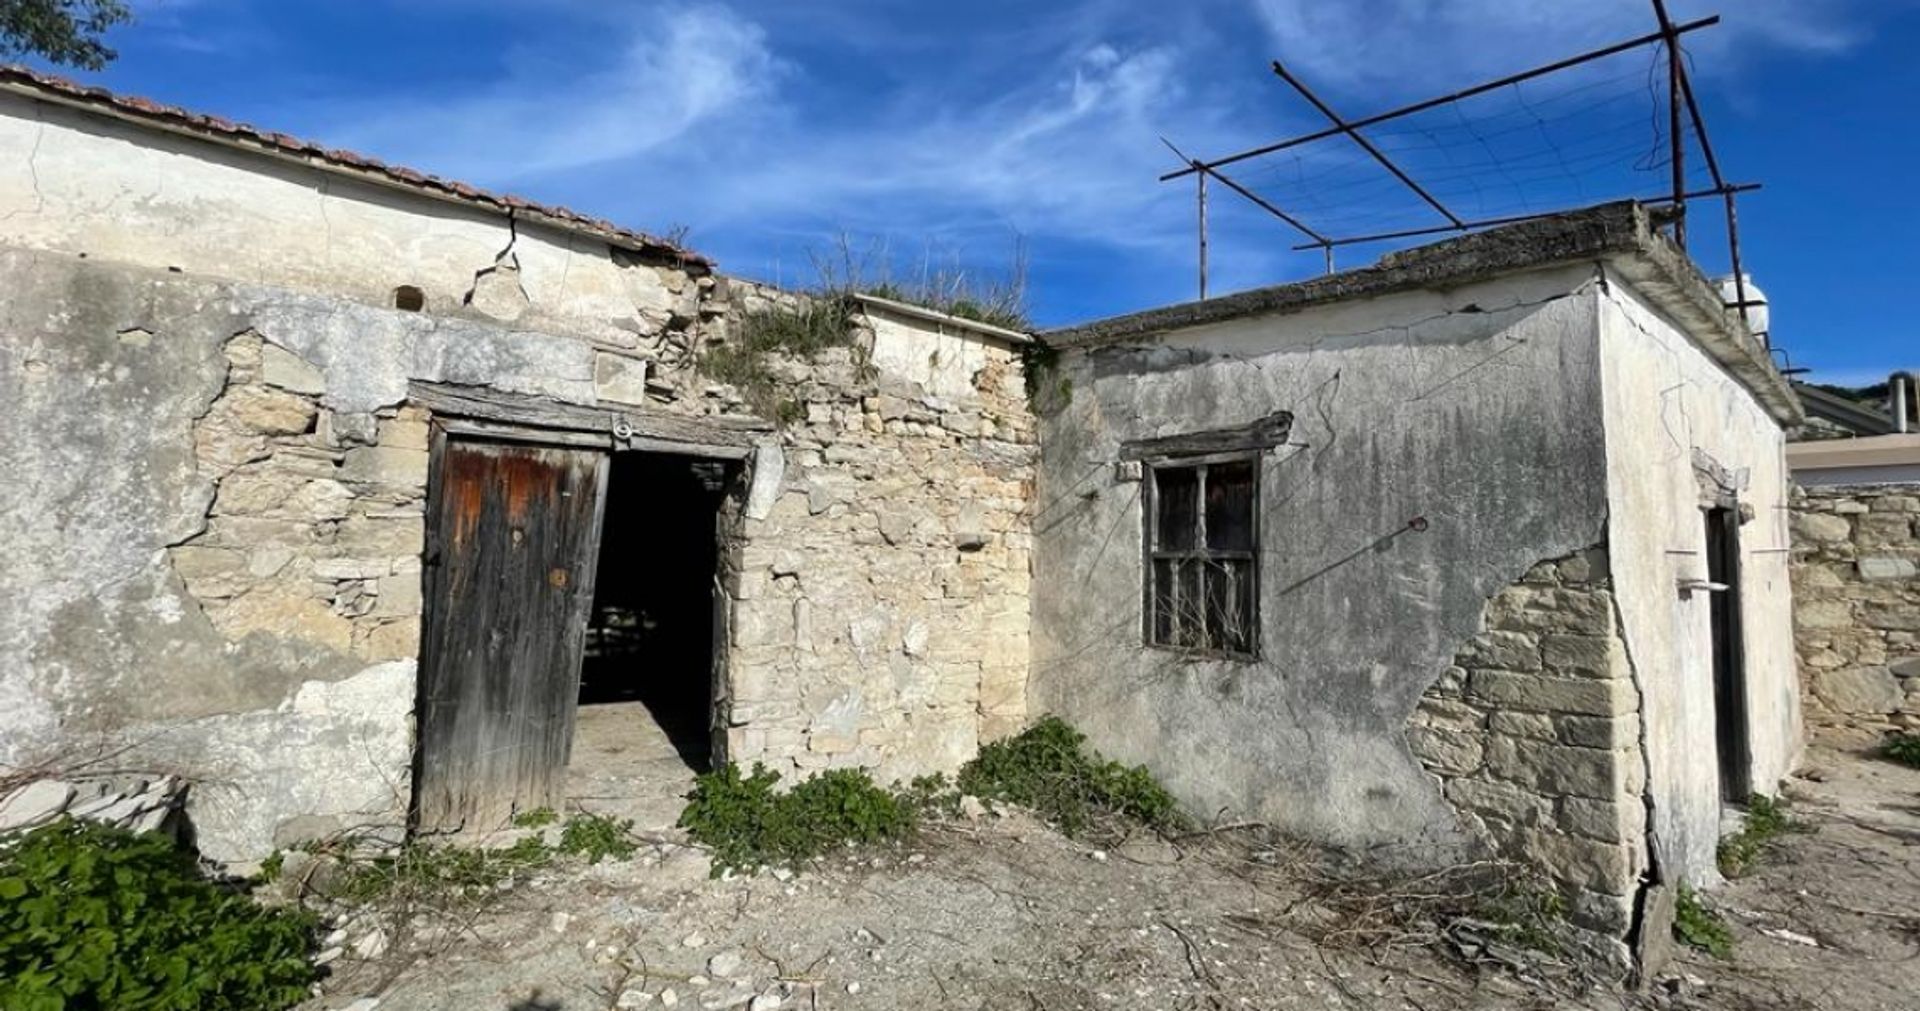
33;0;1920;385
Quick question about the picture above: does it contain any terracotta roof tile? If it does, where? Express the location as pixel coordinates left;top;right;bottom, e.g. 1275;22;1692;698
0;64;709;268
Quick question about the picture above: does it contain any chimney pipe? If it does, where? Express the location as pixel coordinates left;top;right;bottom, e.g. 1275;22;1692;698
1894;371;1916;434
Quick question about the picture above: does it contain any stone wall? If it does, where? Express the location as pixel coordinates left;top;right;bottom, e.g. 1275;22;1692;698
1790;483;1920;742
1408;546;1649;952
722;293;1036;780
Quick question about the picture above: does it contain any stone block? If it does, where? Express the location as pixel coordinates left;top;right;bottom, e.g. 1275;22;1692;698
1864;604;1920;632
1813;666;1903;715
213;589;353;654
807;690;863;754
1485;737;1630;800
1792;511;1852;543
377;416;430;452
374;574;423;616
0;780;76;832
1487;711;1554;741
1407;726;1485;775
1514;828;1634;893
1554;713;1637;749
1795;600;1853;630
1855;514;1914;548
1858;556;1918;582
1468;671;1636;717
312;558;389;581
360;619;420;661
335;516;425;557
223;386;317;435
1412;697;1486;733
1445;777;1550;826
594;352;651;406
260;344;326;395
1458;631;1540;672
340;446;429;489
1540;634;1626;679
1560;795;1644;844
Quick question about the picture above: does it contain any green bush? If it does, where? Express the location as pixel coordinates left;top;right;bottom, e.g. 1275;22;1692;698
1882;732;1920;769
1716;793;1805;878
0;818;318;1011
956;716;1187;838
1672;885;1732;959
677;764;916;876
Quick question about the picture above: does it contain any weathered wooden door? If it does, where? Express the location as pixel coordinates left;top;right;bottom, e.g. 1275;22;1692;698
413;436;609;833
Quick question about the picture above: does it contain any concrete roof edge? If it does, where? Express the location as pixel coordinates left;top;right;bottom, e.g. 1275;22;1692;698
1042;201;1652;349
850;292;1034;345
1042;200;1802;428
1595;219;1804;427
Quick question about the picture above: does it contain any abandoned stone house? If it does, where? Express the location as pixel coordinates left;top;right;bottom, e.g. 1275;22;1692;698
3;67;1808;960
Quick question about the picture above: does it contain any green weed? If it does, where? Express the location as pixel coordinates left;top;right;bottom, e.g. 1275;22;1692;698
1881;732;1920;769
1673;885;1733;958
677;764;916;877
557;813;637;864
1717;793;1807;878
511;806;559;829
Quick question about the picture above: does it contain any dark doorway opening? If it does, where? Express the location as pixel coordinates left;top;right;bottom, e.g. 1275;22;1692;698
567;453;729;824
1705;506;1752;804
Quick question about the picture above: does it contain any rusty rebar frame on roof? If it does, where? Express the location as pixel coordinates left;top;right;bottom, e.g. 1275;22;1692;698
1161;5;1753;318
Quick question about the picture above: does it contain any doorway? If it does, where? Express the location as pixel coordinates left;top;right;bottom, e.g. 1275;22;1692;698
567;452;731;828
1705;505;1752;804
412;426;736;835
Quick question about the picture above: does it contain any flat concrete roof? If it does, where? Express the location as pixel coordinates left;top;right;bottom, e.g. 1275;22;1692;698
1044;201;1803;426
1788;433;1920;471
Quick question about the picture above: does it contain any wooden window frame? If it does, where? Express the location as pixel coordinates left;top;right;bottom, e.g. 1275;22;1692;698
1142;450;1262;661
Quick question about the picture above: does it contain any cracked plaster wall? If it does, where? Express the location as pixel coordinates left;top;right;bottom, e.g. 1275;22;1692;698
1595;271;1799;886
1032;264;1613;857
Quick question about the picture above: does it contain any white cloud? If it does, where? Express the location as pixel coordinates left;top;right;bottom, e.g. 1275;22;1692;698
1247;0;1902;94
330;5;779;183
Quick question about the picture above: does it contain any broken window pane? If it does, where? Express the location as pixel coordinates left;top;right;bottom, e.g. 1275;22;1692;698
1155;466;1198;551
1152;558;1175;645
1206;461;1254;551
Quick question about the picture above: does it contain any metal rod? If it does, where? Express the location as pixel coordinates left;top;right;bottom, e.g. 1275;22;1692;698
1162;136;1331;248
1161;16;1720;182
1197;165;1209;300
1270;60;1465;228
1289;183;1760;250
1725;190;1752;334
1663;10;1687;248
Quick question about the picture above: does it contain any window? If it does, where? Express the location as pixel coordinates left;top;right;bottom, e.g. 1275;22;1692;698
1146;457;1258;657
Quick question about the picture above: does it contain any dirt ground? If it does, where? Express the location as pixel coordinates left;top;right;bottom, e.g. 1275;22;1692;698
303;748;1920;1011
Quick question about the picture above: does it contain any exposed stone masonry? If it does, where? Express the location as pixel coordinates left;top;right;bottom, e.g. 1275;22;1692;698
172;332;429;668
1790;484;1920;742
1407;546;1647;951
722;295;1036;781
